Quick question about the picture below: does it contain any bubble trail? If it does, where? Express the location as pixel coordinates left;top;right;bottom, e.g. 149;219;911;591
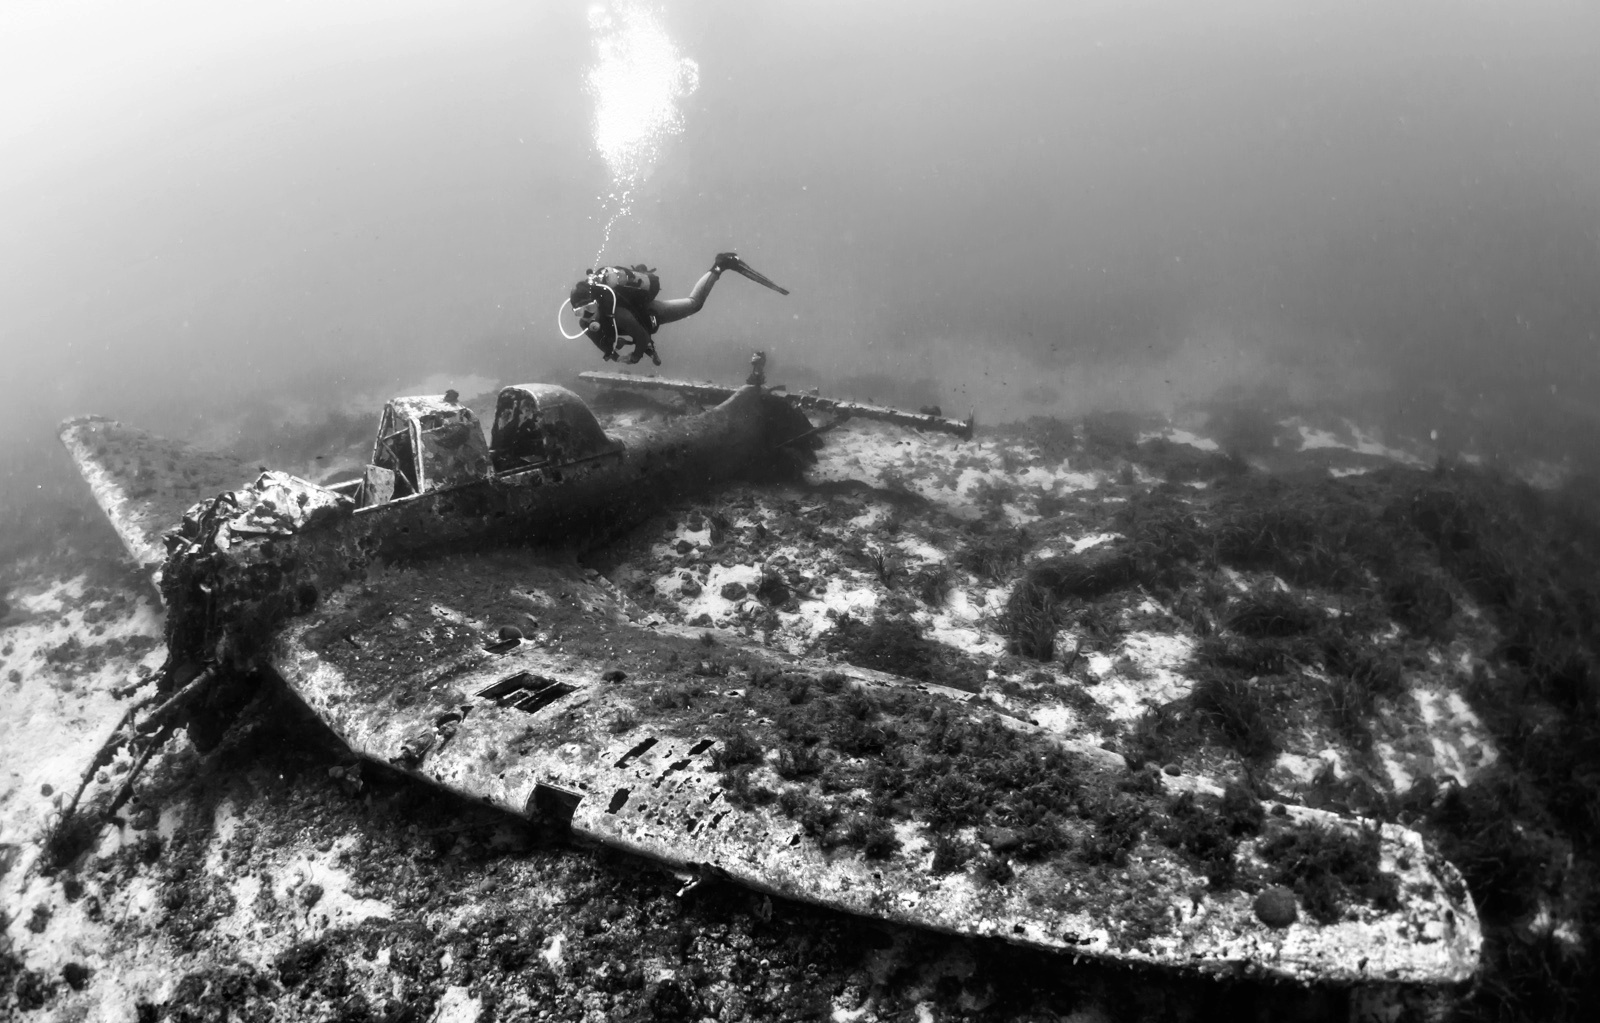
585;1;699;265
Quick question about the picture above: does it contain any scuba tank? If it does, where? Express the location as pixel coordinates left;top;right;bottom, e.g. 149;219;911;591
566;265;661;360
589;264;661;311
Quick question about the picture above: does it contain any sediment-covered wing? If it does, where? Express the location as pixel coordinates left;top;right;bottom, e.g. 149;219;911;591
578;371;975;437
269;549;1480;987
58;416;256;571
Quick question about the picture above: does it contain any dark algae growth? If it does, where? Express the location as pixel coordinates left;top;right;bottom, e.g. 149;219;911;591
1258;823;1399;926
993;441;1600;1021
633;637;1415;954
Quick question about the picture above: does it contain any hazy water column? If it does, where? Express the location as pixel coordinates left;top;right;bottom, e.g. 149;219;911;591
586;0;700;265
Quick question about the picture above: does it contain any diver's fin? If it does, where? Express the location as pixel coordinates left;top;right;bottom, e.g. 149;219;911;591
58;416;256;573
726;256;790;296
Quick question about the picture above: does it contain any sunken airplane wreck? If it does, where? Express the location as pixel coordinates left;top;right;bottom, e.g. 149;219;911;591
55;358;1480;991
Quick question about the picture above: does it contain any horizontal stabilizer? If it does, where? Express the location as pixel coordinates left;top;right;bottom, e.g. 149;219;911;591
579;371;975;438
579;372;743;406
58;416;256;571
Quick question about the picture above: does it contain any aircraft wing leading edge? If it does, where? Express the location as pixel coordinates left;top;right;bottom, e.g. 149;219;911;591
58;416;257;573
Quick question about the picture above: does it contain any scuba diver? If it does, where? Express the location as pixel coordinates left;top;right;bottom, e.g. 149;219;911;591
562;252;788;365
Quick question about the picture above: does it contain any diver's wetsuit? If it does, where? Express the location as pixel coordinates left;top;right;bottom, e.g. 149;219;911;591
577;266;722;364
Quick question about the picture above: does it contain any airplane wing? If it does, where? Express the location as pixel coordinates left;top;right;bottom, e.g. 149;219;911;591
579;370;975;438
58;416;258;572
270;548;1480;986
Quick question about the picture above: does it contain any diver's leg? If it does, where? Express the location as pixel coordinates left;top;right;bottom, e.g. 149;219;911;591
612;307;652;363
652;267;722;325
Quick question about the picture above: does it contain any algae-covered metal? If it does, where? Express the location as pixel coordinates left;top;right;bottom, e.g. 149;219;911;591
56;368;1481;991
367;395;492;502
578;370;976;439
273;552;1480;986
57;416;254;573
491;384;620;472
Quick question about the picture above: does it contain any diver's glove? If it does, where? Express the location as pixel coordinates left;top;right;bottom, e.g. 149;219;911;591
713;252;740;273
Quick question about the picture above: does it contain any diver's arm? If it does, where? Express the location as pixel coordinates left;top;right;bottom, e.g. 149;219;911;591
652;267;721;324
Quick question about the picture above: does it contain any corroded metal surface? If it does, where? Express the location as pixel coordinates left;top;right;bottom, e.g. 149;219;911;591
578;372;740;406
491;384;621;472
57;416;255;572
371;395;493;497
579;371;975;438
150;384;781;674
270;552;1480;986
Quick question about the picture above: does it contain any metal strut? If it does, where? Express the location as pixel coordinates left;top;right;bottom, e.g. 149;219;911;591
45;662;221;862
